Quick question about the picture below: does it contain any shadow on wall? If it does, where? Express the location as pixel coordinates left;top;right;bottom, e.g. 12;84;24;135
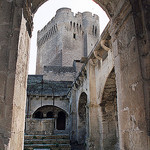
100;68;119;150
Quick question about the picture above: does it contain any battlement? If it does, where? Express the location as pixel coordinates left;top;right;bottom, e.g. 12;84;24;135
82;11;99;19
37;8;74;38
37;24;58;48
37;8;99;47
56;7;73;16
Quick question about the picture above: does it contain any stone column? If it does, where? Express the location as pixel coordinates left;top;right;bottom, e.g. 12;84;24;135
0;1;30;149
70;88;78;143
54;113;58;130
88;60;101;150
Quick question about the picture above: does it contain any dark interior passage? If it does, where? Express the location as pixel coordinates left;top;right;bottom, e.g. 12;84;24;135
57;111;66;130
47;111;54;118
33;111;43;119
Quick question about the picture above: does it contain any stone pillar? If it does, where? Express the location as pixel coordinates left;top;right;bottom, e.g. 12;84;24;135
0;1;30;149
54;113;58;130
88;60;101;150
70;88;78;143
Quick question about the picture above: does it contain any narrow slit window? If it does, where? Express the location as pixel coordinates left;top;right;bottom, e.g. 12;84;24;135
95;26;97;36
73;22;75;28
92;25;94;35
73;33;76;39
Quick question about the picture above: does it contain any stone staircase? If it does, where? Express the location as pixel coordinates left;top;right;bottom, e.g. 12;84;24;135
24;134;71;150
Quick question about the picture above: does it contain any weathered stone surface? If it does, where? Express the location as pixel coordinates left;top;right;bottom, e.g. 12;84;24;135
0;0;149;150
26;118;54;135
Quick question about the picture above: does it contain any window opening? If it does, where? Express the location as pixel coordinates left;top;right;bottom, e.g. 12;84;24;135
73;22;75;28
33;111;43;119
73;33;76;39
47;111;54;118
92;25;94;35
95;26;97;36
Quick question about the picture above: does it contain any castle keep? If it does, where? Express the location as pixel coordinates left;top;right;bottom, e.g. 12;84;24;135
36;8;99;80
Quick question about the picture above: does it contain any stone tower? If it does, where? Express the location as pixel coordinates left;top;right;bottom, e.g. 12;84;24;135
36;8;100;80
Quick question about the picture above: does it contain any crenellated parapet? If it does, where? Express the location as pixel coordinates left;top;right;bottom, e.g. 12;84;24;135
37;8;99;48
37;24;58;48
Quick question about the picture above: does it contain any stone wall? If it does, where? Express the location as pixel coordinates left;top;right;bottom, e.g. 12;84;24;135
68;11;150;149
25;118;54;135
0;1;30;149
43;66;76;81
0;0;150;149
27;96;70;117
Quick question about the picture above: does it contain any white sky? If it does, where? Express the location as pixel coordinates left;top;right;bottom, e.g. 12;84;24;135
28;0;109;74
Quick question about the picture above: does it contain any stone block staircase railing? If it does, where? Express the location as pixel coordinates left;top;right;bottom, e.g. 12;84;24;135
24;134;71;150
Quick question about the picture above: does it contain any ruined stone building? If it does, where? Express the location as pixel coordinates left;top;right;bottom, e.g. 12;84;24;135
0;0;150;150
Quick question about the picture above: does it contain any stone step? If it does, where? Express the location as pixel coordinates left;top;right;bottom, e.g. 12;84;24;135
24;143;71;150
24;134;69;140
24;139;70;144
24;134;71;150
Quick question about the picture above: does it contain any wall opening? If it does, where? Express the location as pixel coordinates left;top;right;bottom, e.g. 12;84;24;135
32;105;67;120
47;111;54;118
57;111;66;130
73;33;76;39
100;68;119;150
78;92;87;145
33;111;43;119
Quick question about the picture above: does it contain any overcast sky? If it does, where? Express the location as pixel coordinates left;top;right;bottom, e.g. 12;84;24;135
28;0;109;74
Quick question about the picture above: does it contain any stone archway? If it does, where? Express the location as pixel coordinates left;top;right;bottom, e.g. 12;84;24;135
100;68;119;150
78;92;87;146
0;0;149;149
26;105;68;134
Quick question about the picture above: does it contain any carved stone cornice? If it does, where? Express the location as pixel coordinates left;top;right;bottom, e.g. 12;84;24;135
93;39;112;61
89;58;98;66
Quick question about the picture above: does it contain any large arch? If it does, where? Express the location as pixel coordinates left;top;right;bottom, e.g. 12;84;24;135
78;92;87;148
100;68;119;150
31;0;114;17
0;0;149;149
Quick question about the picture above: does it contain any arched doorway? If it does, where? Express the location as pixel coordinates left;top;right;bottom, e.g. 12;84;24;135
78;92;87;146
33;111;43;119
57;111;66;130
100;68;119;150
